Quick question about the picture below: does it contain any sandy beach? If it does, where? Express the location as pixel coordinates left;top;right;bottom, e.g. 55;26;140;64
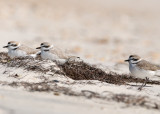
0;0;160;114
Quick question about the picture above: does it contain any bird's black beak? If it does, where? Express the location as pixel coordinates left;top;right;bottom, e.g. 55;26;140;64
36;47;41;49
3;46;8;48
125;59;129;62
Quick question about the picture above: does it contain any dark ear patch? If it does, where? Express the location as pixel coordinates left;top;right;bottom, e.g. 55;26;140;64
129;55;133;58
132;59;138;61
11;44;17;47
43;46;49;48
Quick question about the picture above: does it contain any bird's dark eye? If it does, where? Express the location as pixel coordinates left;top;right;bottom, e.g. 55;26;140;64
8;42;11;44
11;44;17;47
43;46;49;48
41;43;43;46
132;59;138;61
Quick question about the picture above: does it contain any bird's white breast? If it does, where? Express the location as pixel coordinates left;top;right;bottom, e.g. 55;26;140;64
129;63;156;79
8;50;27;58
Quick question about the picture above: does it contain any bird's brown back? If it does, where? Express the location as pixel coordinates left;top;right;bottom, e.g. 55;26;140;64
17;45;37;54
137;60;160;71
50;47;68;59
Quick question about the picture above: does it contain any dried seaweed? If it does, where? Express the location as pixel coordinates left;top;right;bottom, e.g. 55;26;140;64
58;59;160;85
0;81;159;110
0;52;62;75
0;52;160;85
111;94;159;109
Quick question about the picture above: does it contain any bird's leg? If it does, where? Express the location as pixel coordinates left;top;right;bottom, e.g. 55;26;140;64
144;77;149;86
138;77;149;91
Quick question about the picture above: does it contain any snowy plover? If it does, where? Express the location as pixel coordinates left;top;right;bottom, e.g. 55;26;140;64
36;42;68;60
125;55;160;89
3;41;38;58
125;55;160;79
36;42;75;64
36;42;81;64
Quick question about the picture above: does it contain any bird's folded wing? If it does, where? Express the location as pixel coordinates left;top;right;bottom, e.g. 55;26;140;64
18;45;38;54
50;47;68;59
137;60;160;71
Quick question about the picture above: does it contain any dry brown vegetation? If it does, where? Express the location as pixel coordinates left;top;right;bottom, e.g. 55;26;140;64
59;57;160;85
1;52;160;85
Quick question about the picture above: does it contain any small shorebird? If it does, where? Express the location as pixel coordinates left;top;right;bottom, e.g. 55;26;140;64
3;41;38;58
36;42;79;64
125;55;160;89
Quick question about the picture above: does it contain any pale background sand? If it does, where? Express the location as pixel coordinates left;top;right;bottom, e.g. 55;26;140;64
0;0;160;114
1;0;160;63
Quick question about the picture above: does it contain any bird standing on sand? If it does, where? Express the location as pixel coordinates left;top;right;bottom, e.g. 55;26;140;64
125;55;160;89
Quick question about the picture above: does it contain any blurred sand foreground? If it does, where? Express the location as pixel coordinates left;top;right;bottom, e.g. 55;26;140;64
0;0;160;114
